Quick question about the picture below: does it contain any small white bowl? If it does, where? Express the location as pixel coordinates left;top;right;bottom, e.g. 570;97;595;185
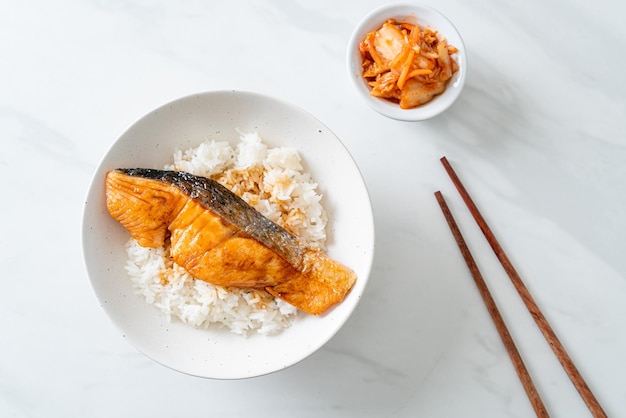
347;3;467;121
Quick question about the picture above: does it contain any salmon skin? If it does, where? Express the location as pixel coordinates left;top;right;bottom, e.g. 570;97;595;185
105;168;357;315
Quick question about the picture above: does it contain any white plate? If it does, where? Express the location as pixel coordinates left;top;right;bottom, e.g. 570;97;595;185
81;90;375;379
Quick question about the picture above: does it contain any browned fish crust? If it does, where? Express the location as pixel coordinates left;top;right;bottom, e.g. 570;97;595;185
117;168;306;268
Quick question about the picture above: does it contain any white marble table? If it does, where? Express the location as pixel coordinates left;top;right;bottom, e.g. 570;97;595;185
2;1;624;416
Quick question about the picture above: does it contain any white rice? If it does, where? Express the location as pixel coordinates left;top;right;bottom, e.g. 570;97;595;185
124;131;327;335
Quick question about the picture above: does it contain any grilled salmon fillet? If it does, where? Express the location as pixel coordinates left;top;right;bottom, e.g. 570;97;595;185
105;168;357;315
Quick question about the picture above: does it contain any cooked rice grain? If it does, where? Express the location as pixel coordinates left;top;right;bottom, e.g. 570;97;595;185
125;132;326;335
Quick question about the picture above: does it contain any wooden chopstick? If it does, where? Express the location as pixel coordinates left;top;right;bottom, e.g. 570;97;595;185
439;156;607;418
435;191;549;417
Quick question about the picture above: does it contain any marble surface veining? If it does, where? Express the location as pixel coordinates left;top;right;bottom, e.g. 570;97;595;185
1;0;625;417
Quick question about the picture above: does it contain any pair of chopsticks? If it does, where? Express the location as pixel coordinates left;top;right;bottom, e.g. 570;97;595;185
435;157;606;418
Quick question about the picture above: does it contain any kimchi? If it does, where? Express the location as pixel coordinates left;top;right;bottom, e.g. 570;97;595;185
359;19;459;109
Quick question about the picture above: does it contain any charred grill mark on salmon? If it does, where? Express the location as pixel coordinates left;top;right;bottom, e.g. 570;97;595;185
105;168;357;315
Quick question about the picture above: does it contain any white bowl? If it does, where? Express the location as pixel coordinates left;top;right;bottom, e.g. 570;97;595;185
347;3;467;121
81;90;374;379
